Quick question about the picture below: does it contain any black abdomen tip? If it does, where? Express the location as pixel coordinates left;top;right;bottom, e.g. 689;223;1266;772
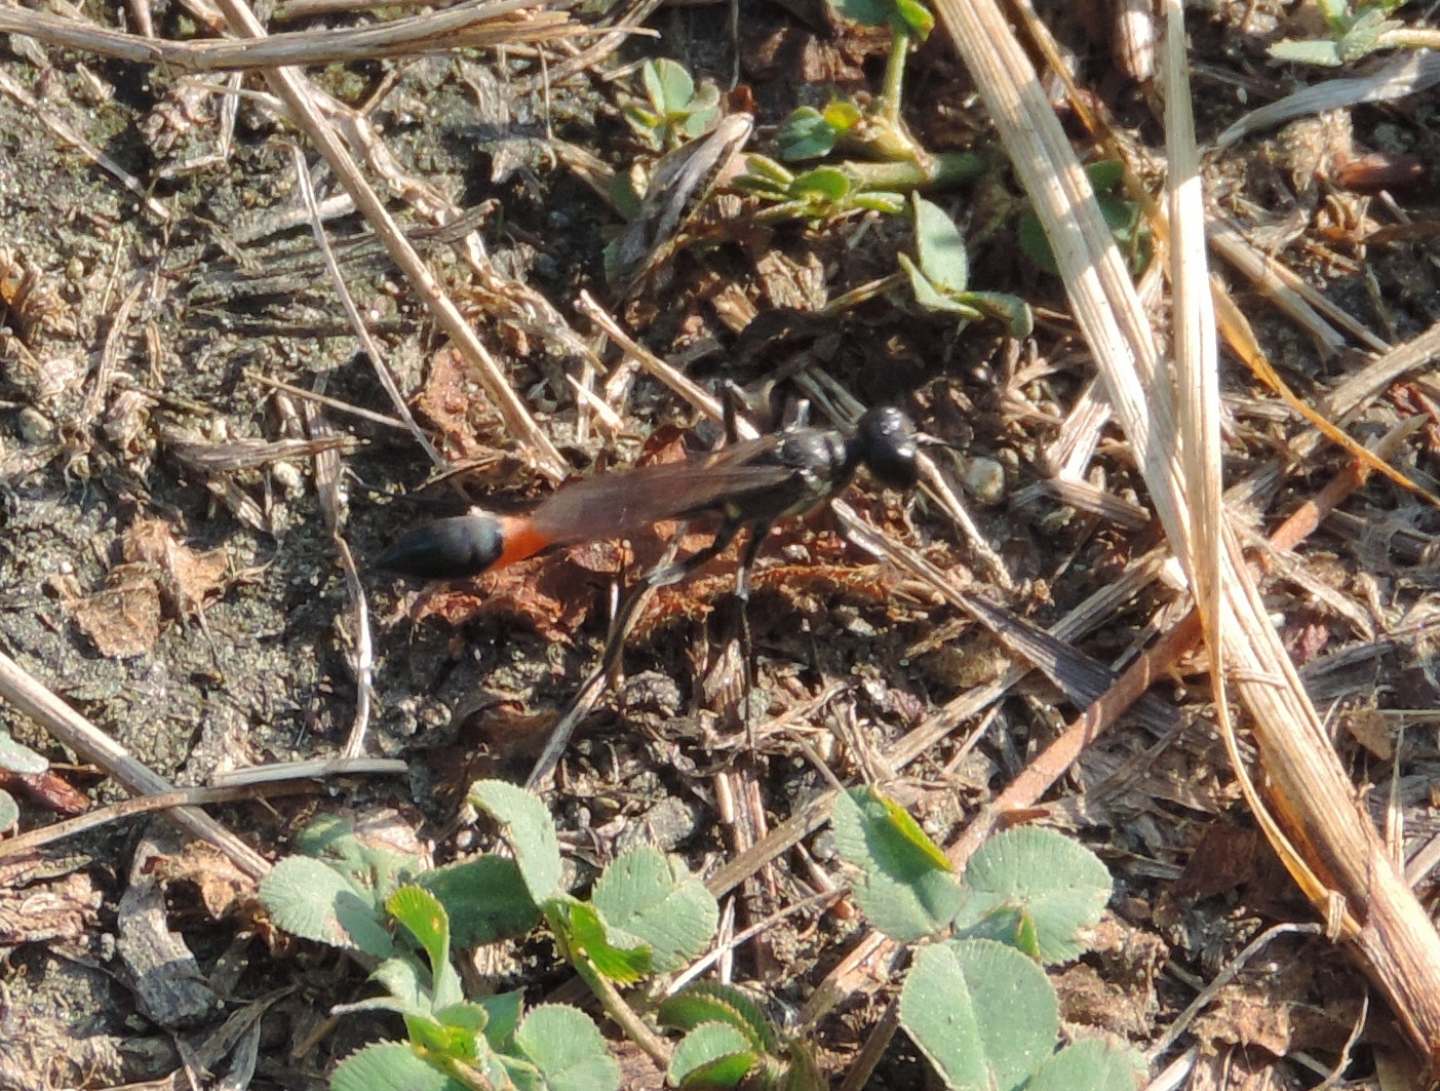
375;515;506;579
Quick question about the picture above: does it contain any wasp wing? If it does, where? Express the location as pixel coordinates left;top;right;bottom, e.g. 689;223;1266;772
527;443;797;546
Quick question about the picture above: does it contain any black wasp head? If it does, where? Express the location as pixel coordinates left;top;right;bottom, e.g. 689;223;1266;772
852;406;919;489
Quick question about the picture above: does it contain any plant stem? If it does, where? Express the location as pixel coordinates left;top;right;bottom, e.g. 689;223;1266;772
426;1051;496;1091
1378;27;1440;49
846;151;987;192
879;23;910;125
574;956;672;1067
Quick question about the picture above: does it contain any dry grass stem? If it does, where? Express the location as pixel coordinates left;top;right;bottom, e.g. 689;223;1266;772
0;0;579;73
202;0;568;480
0;650;270;878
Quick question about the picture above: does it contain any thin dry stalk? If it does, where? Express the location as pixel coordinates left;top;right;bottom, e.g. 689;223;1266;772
1215;50;1440;148
0;782;314;860
245;371;414;433
575;290;759;439
210;756;409;786
292;144;444;470
0;650;270;878
513;0;663;92
195;0;568;481
0;0;578;72
1207;216;1389;354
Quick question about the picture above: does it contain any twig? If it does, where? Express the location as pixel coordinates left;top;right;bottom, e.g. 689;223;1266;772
0;650;270;878
1151;923;1327;1055
210;756;409;786
0;782;314;860
244;370;415;433
575;291;757;439
0;0;580;72
201;0;568;481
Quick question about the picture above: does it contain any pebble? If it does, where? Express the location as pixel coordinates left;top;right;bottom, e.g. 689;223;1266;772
17;406;54;443
271;460;305;496
962;455;1006;505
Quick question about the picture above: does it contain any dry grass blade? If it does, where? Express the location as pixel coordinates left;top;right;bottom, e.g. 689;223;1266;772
1211;276;1440;508
1161;0;1225;837
210;757;408;786
0;0;579;73
1215;50;1440;148
0;650;270;878
287;147;379;756
931;0;1440;1064
190;0;567;482
292;145;443;471
163;432;363;472
576;290;759;439
1207;215;1389;353
833;500;1179;734
0;782;314;861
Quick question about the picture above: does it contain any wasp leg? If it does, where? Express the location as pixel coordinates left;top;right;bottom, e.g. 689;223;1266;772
525;519;741;791
734;520;770;749
604;517;742;676
721;380;746;445
780;397;810;431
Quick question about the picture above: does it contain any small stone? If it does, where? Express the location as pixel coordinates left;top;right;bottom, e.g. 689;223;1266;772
271;460;305;496
963;455;1006;505
17;406;54;443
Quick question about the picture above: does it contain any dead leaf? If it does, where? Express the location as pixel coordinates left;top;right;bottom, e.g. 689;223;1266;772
0;1012;131;1089
0;248;72;346
0;769;89;816
146;841;257;920
416;347;489;460
1282;611;1331;665
1173;823;1262;900
1344;706;1393;759
414;555;581;641
0;871;102;945
70;566;162;658
121;516;229;619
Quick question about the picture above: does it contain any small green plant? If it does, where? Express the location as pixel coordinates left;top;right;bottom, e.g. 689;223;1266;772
331;885;616;1091
657;981;825;1088
1018;160;1152;279
739;0;990;221
0;729;50;833
901;194;1034;337
833;787;1145;1090
1268;0;1437;65
260;784;824;1090
622;58;722;151
735;155;909;222
827;0;935;143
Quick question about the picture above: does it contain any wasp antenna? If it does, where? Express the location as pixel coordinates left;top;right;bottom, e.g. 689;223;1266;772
915;432;964;454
